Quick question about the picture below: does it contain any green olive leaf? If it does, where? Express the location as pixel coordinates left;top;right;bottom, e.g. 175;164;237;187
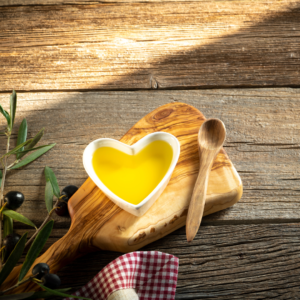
2;210;36;229
3;215;13;239
45;181;53;213
0;105;10;127
36;284;91;300
9;144;56;170
14;144;54;156
2;215;13;261
16;119;28;159
9;90;17;131
19;220;54;282
44;166;60;199
1;140;33;159
0;233;27;286
18;128;44;159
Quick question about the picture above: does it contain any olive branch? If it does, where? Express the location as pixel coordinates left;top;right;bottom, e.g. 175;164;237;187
0;91;90;300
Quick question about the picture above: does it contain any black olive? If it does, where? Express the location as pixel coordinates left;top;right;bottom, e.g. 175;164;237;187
55;202;69;216
41;273;61;289
4;191;24;210
55;185;78;217
32;263;50;279
61;185;78;202
3;233;21;261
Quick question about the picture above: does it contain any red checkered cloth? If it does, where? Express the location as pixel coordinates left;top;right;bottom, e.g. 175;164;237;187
64;251;179;300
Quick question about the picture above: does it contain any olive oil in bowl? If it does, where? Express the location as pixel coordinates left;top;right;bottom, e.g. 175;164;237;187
92;140;173;205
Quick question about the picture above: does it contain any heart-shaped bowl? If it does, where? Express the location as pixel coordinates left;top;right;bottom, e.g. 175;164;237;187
83;132;180;216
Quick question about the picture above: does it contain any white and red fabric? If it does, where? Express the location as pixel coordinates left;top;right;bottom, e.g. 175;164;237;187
64;251;179;300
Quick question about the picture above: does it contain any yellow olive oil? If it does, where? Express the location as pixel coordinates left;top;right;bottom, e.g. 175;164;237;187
92;140;173;205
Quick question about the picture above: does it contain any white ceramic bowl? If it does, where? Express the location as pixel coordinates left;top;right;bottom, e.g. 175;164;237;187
83;132;180;217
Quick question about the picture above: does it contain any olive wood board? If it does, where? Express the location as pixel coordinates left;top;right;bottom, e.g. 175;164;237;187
2;102;243;293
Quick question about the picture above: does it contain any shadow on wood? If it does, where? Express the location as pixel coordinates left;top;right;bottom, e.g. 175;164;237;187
0;1;299;90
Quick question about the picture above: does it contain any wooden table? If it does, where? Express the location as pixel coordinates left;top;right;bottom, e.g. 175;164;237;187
1;1;300;298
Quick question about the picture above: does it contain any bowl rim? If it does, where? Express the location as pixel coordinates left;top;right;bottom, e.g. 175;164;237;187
82;132;180;210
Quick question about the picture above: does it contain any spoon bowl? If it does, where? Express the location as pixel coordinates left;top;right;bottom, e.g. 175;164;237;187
198;119;226;150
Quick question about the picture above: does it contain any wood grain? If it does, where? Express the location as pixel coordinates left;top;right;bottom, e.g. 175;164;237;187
0;1;300;91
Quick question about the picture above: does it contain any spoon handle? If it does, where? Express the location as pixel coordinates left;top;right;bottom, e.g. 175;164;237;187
186;150;216;242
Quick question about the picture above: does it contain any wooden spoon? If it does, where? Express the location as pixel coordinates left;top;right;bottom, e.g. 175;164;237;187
186;118;226;242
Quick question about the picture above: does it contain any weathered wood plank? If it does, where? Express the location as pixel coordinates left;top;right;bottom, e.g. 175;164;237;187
0;88;299;225
15;223;300;299
0;1;300;91
0;0;204;4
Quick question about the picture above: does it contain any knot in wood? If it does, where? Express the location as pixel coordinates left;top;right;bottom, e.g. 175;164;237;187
153;108;173;120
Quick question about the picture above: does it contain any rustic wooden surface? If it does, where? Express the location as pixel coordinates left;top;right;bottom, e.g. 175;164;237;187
0;0;300;297
1;1;300;90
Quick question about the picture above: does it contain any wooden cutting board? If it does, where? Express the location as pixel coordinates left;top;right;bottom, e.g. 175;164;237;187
2;102;242;293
